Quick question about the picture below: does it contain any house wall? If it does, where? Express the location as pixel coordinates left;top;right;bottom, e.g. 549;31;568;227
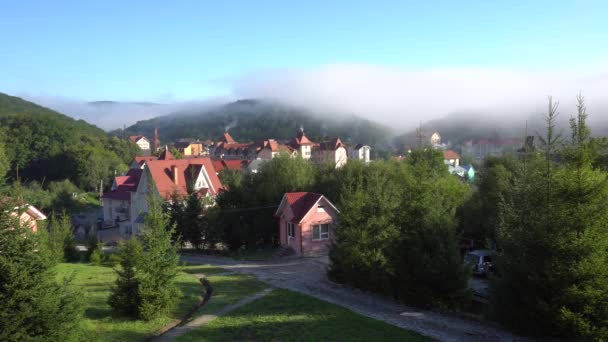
335;147;348;168
299;145;312;159
19;212;39;232
300;200;337;256
278;206;303;255
136;139;150;150
258;148;273;160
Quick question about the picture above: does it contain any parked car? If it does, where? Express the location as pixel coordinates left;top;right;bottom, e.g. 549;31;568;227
465;249;494;276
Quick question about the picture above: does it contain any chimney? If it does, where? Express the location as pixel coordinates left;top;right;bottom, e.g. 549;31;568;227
154;128;159;151
172;165;178;185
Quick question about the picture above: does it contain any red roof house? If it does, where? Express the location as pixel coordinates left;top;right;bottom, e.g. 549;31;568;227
275;192;339;256
130;156;158;169
144;157;223;200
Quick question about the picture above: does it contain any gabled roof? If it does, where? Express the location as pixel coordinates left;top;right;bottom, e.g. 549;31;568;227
211;159;250;173
103;169;143;201
318;137;346;151
129;135;148;143
443;150;460;160
220;132;235;144
275;192;339;223
133;156;158;167
293;130;315;146
145;157;223;200
262;139;295;153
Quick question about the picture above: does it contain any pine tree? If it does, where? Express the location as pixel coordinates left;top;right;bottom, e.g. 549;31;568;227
108;238;143;318
0;199;82;341
491;96;608;339
137;191;180;320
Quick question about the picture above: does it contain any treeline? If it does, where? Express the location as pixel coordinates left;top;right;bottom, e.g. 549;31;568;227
0;93;140;213
460;96;608;339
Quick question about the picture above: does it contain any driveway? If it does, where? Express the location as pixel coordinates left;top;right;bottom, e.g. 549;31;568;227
180;254;528;342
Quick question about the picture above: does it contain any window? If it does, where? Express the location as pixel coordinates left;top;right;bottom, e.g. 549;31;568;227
287;222;295;237
312;224;329;240
317;204;325;213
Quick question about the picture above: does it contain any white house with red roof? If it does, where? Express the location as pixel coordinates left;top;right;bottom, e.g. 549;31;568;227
275;192;339;256
257;139;296;160
129;156;223;235
101;168;143;234
289;127;316;160
443;150;461;167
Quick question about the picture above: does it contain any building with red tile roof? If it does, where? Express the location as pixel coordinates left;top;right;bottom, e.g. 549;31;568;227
257;139;296;160
443;150;461;166
275;192;339;256
130;156;158;169
289;127;317;160
213;132;257;160
211;159;250;174
101;169;143;229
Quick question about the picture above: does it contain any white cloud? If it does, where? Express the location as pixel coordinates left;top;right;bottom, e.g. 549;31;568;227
230;64;608;130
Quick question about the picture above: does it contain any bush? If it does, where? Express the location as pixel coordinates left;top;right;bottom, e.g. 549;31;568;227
89;244;104;266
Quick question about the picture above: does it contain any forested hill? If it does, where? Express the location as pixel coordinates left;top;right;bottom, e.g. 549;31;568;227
123;99;393;146
0;92;139;190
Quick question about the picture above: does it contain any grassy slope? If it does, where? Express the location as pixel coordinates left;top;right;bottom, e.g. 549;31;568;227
55;263;202;342
183;264;268;317
177;288;432;342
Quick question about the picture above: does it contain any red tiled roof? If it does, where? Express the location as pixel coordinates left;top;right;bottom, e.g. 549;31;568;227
282;192;323;223
158;147;175;160
443;150;460;160
222;132;235;143
211;159;249;173
134;156;158;166
103;169;143;201
294;131;315;146
146;157;223;200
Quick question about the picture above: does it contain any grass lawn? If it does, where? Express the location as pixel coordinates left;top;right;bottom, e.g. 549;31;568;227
177;289;433;342
229;246;278;261
184;264;268;318
55;263;202;342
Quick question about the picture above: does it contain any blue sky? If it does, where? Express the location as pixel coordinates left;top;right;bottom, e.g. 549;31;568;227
1;0;607;102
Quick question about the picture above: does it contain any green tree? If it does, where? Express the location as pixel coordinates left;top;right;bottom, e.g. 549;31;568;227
491;96;608;339
46;213;78;263
137;192;180;320
0;199;82;341
108;238;143;318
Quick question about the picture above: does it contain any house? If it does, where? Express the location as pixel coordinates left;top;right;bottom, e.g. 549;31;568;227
257;139;296;160
348;144;371;163
289;127;316;159
275;192;339;256
175;140;206;156
128;135;151;153
101;169;142;233
211;159;249;174
443;150;460;166
213;132;256;160
129;157;222;235
9;203;47;233
430;132;441;146
244;158;268;174
313;137;348;168
130;156;158;169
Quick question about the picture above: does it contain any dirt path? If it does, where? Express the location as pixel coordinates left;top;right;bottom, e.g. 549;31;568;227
180;254;530;342
153;287;273;341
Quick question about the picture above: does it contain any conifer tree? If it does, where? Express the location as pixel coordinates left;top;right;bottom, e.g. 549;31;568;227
0;200;81;341
108;238;143;318
137;191;180;320
492;95;608;339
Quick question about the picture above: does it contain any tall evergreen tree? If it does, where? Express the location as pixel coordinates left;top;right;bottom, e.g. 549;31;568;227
137;191;180;320
0;199;82;341
491;96;608;339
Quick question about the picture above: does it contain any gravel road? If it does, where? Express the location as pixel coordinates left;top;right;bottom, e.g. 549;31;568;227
180;254;530;342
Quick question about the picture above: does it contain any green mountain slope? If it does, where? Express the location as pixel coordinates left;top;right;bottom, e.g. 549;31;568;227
0;92;138;189
123;99;392;146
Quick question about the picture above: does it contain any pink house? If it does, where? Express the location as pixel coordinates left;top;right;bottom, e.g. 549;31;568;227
275;192;339;256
